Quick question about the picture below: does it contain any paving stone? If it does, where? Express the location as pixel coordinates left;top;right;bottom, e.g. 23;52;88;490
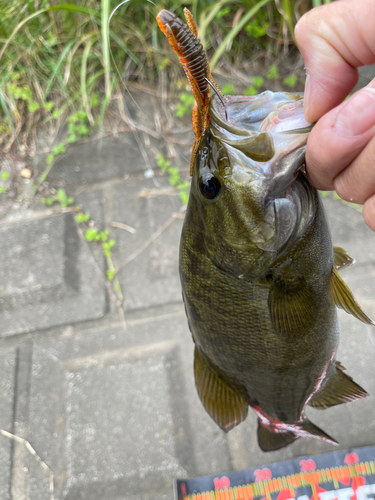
0;212;107;336
34;132;158;188
111;176;184;312
75;190;105;231
26;311;233;499
354;65;375;92
322;196;375;317
0;347;17;500
322;197;375;265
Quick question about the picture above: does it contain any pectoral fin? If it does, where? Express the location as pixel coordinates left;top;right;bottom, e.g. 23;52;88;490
331;266;374;325
308;362;368;409
333;246;355;270
268;277;315;337
257;420;297;452
194;347;248;432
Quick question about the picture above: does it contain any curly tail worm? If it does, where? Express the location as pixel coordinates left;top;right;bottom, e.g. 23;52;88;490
156;8;223;175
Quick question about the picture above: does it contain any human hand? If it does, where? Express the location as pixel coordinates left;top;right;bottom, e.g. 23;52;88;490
295;0;375;230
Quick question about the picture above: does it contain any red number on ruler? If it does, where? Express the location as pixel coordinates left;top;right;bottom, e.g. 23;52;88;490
300;459;317;472
344;453;359;465
214;476;231;490
254;468;272;481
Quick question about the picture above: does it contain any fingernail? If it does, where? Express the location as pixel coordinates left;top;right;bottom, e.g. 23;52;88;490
334;88;375;136
303;73;311;120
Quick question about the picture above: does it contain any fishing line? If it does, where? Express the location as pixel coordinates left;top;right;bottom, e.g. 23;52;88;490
108;0;158;180
204;77;228;120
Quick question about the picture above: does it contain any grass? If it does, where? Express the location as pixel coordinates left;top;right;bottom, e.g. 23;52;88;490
0;0;330;181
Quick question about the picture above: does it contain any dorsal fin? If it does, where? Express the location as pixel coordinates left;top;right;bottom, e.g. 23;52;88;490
308;362;368;409
268;277;315;337
194;347;248;432
333;246;355;270
331;266;374;325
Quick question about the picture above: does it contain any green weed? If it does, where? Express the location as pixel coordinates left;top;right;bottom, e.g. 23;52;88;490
266;65;280;80
157;153;190;206
40;188;122;296
0;0;317;162
221;83;235;95
176;93;195;118
0;171;11;195
245;19;269;38
33;108;94;193
40;188;74;209
245;76;265;95
283;74;297;88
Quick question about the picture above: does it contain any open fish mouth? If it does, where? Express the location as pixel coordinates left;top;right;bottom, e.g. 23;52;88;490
210;91;313;173
206;92;316;255
210;91;314;136
209;92;314;195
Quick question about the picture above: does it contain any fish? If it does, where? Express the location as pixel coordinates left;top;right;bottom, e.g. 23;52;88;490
157;8;374;451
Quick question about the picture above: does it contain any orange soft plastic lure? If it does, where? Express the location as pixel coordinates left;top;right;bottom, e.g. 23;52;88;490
156;8;223;175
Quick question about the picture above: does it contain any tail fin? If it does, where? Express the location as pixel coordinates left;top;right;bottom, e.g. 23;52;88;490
257;418;338;452
299;419;338;445
257;420;297;452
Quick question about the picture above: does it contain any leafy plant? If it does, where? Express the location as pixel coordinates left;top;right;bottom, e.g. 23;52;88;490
283;74;297;88
40;188;74;209
33;108;93;192
40;188;122;295
0;0;319;161
76;212;91;223
221;83;235;95
176;93;195;118
266;65;280;80
157;152;190;205
245;19;269;38
245;76;265;95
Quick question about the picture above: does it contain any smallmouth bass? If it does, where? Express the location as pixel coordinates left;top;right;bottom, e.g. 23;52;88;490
157;9;374;451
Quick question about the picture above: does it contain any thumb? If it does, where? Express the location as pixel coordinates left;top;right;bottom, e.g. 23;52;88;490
295;0;375;123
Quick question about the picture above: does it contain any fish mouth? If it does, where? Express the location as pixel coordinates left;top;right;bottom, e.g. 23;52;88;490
210;91;314;137
210;91;314;197
208;92;315;255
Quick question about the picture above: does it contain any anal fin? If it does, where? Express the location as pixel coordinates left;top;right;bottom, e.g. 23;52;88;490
333;246;355;270
331;266;374;325
308;362;368;409
194;347;248;432
257;420;297;452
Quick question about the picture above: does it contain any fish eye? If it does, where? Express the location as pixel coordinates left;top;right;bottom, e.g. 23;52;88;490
199;176;221;200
